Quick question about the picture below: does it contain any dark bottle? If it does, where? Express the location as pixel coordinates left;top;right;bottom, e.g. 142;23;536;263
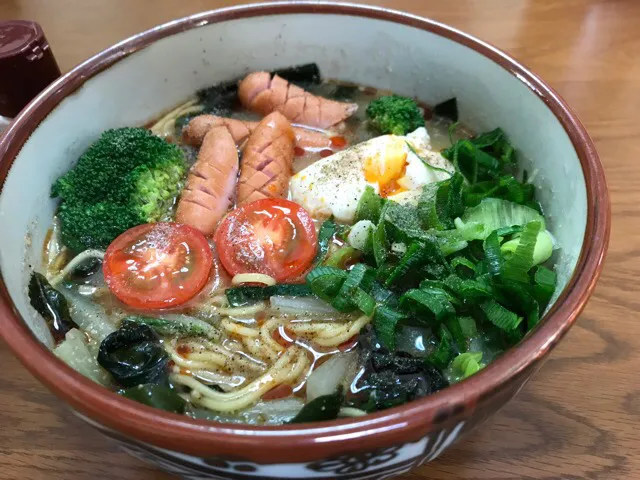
0;20;61;131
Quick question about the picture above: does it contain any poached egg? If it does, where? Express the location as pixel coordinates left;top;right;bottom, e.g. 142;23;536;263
289;128;454;223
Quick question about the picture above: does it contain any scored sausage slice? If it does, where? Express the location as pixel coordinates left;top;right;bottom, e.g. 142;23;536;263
183;114;332;150
175;126;239;235
237;112;295;205
183;115;252;148
238;72;358;129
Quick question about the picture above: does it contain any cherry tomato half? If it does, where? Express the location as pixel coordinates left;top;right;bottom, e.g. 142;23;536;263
103;223;213;310
214;198;318;282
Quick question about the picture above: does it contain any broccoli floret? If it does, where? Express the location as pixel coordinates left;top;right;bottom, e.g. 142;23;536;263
366;95;425;136
52;127;186;251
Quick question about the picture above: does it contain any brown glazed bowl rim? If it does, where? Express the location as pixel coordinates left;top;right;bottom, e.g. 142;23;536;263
0;1;610;462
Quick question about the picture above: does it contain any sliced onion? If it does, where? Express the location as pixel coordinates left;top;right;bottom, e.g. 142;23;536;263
306;351;357;401
62;287;118;342
187;397;305;425
245;398;305;419
44;216;64;275
191;370;246;390
338;407;368;417
53;328;111;386
48;249;105;287
159;312;216;326
270;295;339;316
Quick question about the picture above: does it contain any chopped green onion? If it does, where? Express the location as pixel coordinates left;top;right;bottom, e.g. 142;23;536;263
385;241;429;287
481;300;523;331
449;352;484;381
432;221;485;256
355;186;385;223
501;228;553;267
324;246;361;269
416;173;465;232
470;128;505;149
445;128;516;180
443;139;477;183
473;148;501;173
426;325;456;370
526;299;541;330
463;175;535;208
445;316;467;351
418;181;449;230
450;256;476;278
419;278;447;291
471;128;515;167
495;225;523;237
443;139;503;184
483;231;503;277
502;220;543;283
459;198;544;239
374;262;396;286
306;266;348;303
353;288;376;316
406;142;452;175
497;279;540;331
444;274;493;301
434;235;468;256
533;266;557;306
458;316;478;338
446;173;465;220
372;222;388;267
331;264;375;313
399;287;455;323
381;201;426;244
373;305;406;349
370;282;400;307
315;219;339;263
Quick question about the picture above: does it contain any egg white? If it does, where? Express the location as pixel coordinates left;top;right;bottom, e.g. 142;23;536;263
289;127;454;223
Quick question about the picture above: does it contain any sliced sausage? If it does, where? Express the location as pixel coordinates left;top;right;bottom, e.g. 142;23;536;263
237;112;295;205
183;115;252;148
238;72;358;129
175;126;239;235
183;114;332;150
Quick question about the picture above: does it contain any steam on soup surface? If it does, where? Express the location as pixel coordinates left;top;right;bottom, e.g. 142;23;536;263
30;64;557;424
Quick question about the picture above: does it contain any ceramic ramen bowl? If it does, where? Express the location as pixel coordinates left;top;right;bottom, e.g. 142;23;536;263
0;3;609;479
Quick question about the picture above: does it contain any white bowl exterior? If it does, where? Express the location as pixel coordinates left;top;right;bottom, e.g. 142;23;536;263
0;13;586;345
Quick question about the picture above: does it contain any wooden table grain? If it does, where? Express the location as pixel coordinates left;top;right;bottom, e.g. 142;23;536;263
1;1;638;479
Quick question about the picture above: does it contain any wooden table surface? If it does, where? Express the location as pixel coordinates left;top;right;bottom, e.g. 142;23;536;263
1;0;638;479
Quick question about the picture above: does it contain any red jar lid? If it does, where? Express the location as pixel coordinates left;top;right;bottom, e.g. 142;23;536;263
0;20;61;117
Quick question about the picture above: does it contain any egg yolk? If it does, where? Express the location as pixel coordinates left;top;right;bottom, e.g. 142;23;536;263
363;137;408;197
